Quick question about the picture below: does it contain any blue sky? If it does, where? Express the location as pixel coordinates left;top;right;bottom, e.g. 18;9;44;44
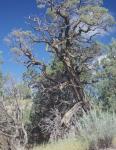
0;0;116;80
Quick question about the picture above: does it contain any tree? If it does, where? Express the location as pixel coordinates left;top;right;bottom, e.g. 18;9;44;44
5;0;115;142
6;0;114;110
0;76;29;149
94;40;116;111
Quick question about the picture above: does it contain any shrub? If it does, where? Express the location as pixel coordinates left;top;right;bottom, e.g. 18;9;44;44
31;108;116;150
76;109;116;149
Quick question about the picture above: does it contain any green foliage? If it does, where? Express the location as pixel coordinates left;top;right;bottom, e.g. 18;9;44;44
80;6;114;25
21;99;32;124
63;0;81;8
46;58;64;75
16;82;32;99
95;40;116;111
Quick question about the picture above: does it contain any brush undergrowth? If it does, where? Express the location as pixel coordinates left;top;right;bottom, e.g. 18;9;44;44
32;109;116;150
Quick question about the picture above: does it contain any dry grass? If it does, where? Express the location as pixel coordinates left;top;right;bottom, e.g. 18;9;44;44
112;137;116;149
32;138;89;150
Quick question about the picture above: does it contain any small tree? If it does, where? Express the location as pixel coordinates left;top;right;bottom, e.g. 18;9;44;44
0;77;29;149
